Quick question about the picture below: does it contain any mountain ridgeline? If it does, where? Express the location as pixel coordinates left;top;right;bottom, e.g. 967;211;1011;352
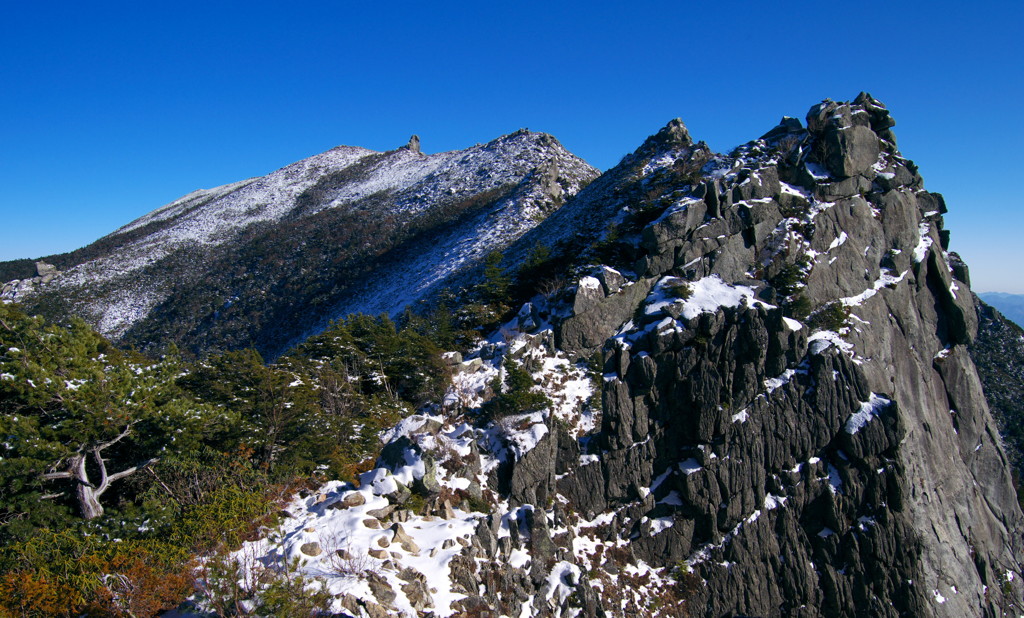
2;94;1024;617
1;132;599;359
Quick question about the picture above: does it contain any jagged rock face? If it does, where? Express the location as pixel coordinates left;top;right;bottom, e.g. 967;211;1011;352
535;95;1023;615
3;131;598;358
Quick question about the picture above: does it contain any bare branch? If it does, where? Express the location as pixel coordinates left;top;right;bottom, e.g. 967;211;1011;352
96;457;160;498
41;471;74;480
92;448;109;495
93;423;135;452
146;467;181;506
39;492;65;500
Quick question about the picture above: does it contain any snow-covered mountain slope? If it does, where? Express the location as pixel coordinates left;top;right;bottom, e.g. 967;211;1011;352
190;94;1024;617
2;132;598;358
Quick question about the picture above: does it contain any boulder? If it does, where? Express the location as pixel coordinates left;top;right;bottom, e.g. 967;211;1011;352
822;124;880;178
391;523;421;554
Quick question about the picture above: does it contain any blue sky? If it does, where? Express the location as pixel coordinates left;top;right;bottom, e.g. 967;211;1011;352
1;1;1021;292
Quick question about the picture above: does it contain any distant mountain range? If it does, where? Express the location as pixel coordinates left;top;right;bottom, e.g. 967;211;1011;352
979;292;1024;328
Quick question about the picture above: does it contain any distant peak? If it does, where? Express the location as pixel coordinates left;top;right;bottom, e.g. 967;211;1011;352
483;129;563;153
403;134;421;154
622;117;695;167
656;118;693;148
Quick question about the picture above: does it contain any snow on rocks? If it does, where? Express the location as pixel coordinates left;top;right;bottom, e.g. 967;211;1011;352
914;220;934;263
827;231;848;251
643;274;771;323
808;330;856;358
192;322;608;616
214;477;481;617
764;368;801;394
844;393;893;434
839;268;908;308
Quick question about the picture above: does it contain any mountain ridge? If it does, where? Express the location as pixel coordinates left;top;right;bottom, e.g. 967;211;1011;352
2;130;599;358
979;292;1024;329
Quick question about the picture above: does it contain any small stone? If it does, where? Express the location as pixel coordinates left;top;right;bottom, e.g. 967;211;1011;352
367;505;395;519
398;567;424;583
299;542;322;557
441;500;456;520
340;492;367;508
366;572;397;606
391;523;421;554
402;578;435;611
363;518;381;529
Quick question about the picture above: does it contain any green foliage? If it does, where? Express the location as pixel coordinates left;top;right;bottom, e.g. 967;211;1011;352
478;250;511;304
589;222;634;267
0;528;194;617
0;303;207;525
484;360;551;419
512;242;567;301
178;348;323;476
769;257;813;320
665;280;693;300
172;483;280;552
786;294;813;321
0;258;38;284
0;302;462;616
197;552;332;617
770;259;810;298
808;301;849;332
291;312;449;408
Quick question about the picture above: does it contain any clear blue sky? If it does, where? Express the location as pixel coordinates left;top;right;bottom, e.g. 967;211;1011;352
1;1;1021;292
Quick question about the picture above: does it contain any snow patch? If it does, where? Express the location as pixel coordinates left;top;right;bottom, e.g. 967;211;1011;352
914;221;933;263
828;232;848;251
844;394;892;434
645;275;771;322
839;269;907;307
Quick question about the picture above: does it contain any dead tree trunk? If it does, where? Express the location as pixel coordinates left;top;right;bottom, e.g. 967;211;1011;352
42;426;158;520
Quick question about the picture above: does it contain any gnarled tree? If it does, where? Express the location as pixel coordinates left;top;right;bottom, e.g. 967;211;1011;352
0;304;190;520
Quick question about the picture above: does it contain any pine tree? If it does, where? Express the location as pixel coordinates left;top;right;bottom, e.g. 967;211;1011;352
0;305;194;520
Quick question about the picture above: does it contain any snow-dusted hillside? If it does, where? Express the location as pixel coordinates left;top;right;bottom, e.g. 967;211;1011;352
3;132;598;357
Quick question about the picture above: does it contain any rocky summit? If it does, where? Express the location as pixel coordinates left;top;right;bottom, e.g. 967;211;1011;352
3;94;1023;617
